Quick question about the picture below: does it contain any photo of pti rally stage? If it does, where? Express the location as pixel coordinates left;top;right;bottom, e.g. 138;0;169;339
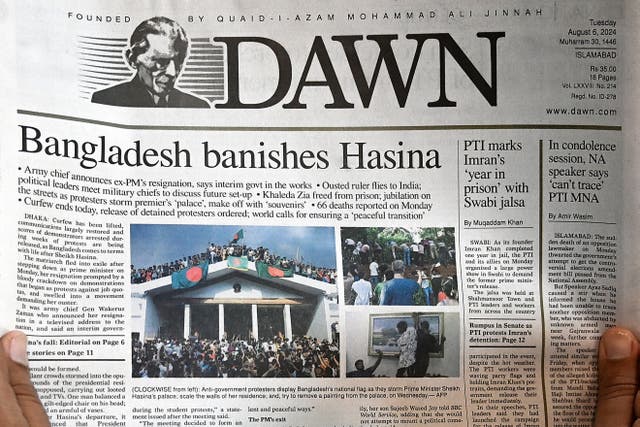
341;227;457;306
130;225;339;378
345;311;460;378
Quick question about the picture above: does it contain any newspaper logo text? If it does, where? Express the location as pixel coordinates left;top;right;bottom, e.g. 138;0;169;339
214;32;505;109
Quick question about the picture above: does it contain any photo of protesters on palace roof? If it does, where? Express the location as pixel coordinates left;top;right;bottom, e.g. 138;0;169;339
341;227;457;306
130;224;339;378
131;225;337;285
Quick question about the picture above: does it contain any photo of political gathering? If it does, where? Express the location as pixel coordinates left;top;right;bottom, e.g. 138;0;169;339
341;227;458;306
345;311;460;378
130;225;339;378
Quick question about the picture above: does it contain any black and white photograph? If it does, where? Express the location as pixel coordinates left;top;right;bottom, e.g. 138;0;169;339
88;16;215;108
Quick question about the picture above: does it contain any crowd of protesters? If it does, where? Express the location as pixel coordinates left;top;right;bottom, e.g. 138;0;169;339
131;242;337;285
342;235;457;306
132;334;339;378
343;237;455;269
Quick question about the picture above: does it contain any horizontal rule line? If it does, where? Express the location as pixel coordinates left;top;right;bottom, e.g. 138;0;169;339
28;334;126;337
464;226;534;230
30;359;126;362
467;318;536;321
469;346;536;349
548;220;616;225
16;110;622;132
574;47;617;50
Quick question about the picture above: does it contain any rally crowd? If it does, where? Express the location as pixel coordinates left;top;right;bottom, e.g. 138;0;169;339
131;242;337;284
343;237;455;269
343;236;458;306
132;334;340;378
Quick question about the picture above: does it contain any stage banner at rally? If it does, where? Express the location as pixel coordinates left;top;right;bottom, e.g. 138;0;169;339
227;256;249;271
255;261;293;279
171;262;209;289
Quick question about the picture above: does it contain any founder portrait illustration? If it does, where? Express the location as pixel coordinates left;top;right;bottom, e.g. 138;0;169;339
91;16;210;108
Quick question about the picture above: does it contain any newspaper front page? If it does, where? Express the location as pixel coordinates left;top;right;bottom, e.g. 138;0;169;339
0;0;627;426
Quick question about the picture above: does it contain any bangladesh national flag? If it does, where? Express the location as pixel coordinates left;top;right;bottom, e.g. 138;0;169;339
171;262;209;289
227;256;249;271
256;261;293;278
230;229;244;244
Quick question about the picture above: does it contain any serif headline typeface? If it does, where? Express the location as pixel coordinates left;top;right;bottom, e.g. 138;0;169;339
18;125;441;171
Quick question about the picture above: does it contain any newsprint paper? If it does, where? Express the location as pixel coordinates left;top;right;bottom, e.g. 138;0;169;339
0;0;636;426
